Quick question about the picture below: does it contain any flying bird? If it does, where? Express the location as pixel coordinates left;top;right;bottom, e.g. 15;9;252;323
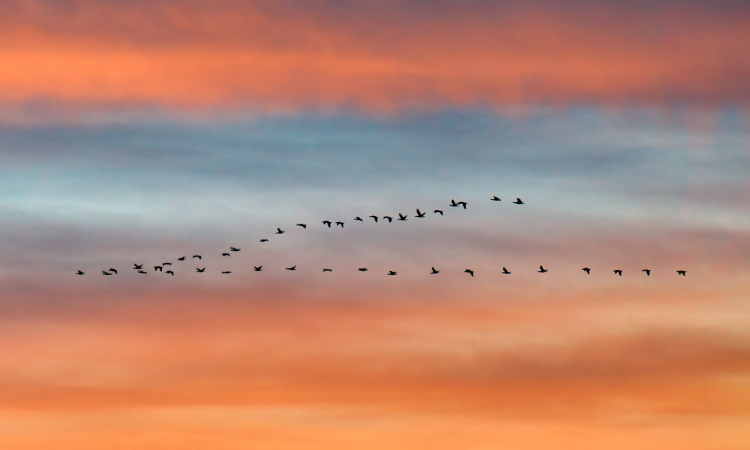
276;228;285;234
286;266;297;271
397;213;407;221
415;209;426;218
109;268;118;274
614;270;623;276
464;269;474;277
322;220;332;228
513;198;524;204
457;201;467;209
450;199;459;207
434;210;443;215
165;270;174;276
102;270;112;276
642;269;651;276
193;255;202;259
491;196;501;201
582;267;591;274
538;265;548;273
133;264;143;270
336;221;344;228
502;267;511;274
254;266;262;271
162;262;172;266
177;256;186;261
259;239;268;242
430;267;439;274
230;247;240;252
369;215;378;223
297;223;307;228
137;270;147;274
323;268;332;272
222;253;230;257
358;268;368;272
76;270;85;275
676;270;687;276
354;216;363;222
388;271;397;276
153;266;163;272
221;271;231;274
383;216;393;222
196;268;206;273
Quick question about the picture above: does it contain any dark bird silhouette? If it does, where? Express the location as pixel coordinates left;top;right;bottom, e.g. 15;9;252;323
322;220;332;228
76;270;85;275
358;268;368;272
196;268;206;273
582;267;591;274
513;198;524;204
230;247;240;252
221;271;231;274
178;256;186;261
323;268;332;272
383;216;393;222
457;201;467;209
614;270;623;276
166;270;175;276
193;255;202;259
354;216;363;222
464;269;474;277
137;270;147;274
260;239;269;242
102;270;112;276
109;268;118;274
297;223;307;228
133;264;143;270
336;221;344;228
415;209;426;218
642;269;651;276
369;215;378;223
430;267;439;274
254;266;262;271
222;253;230;257
397;213;407;221
434;210;443;215
276;228;285;234
538;265;548;273
677;270;687;276
154;266;163;272
162;262;172;266
491;196;501;201
450;199;459;207
388;271;397;276
502;267;511;274
286;266;297;271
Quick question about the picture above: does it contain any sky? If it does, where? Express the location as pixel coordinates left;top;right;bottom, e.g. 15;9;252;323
1;1;749;449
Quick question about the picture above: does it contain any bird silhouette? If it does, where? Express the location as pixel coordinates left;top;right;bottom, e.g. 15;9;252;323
538;265;548;273
642;269;651;276
137;270;147;274
513;198;524;204
354;216;363;222
260;239;269;242
196;268;206;273
322;220;332;228
450;199;458;207
358;268;368;272
491;196;501;201
323;268;332;272
676;270;687;276
102;270;112;276
276;228;285;234
383;216;393;222
430;267;440;274
397;213;407;221
222;253;230;257
286;266;297;271
153;266;163;272
109;268;118;274
230;247;241;252
193;255;202;259
133;264;143;270
502;267;511;274
388;271;397;276
177;256;186;261
76;270;85;275
162;262;172;266
434;210;443;215
369;215;378;223
582;267;591;274
614;270;623;276
221;271;231;274
464;269;474;277
297;223;307;228
415;209;426;218
457;201;467;209
254;266;262;271
336;221;344;228
165;270;175;276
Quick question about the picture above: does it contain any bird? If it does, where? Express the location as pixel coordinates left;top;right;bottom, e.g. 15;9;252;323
286;266;297;271
383;216;393;222
642;269;651;276
415;209;426;218
434;210;443;215
614;270;623;276
260;239;269;242
102;270;112;276
513;198;524;204
297;223;307;228
538;265;548;273
502;267;511;274
388;271;397;276
196;268;206;273
322;220;332;228
464;269;474;277
358;268;368;272
430;267;439;274
137;270;147;274
354;216;363;222
369;215;378;223
254;266;262;271
457;201;467;209
582;267;591;274
76;270;85;275
230;247;240;252
165;270;175;276
323;268;332;272
153;266;163;272
676;270;687;276
397;213;407;221
450;199;459;207
491;196;501;201
109;268;118;274
177;256;186;261
336;221;344;228
193;255;202;259
162;262;172;266
276;228;285;234
222;253;230;257
133;264;143;270
221;271;231;275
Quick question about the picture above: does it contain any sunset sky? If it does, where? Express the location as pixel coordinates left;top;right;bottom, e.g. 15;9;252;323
1;1;749;449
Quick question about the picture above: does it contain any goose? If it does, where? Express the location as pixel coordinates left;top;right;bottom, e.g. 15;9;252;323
276;228;285;234
322;220;332;228
613;270;622;276
230;247;241;252
415;209;426;218
457;201;467;209
430;267;439;274
193;255;202;259
177;256;186;261
642;269;651;276
286;266;297;271
502;267;511;274
513;198;524;204
582;267;591;274
137;270;147;274
76;270;85;275
165;270;175;276
153;266;163;272
354;216;363;222
397;213;407;221
434;210;443;215
102;270;112;276
133;264;143;270
676;270;687;276
369;215;378;223
538;265;548;273
162;262;172;266
254;266;262;271
221;271;231;274
491;196;501;201
387;271;397;276
336;221;344;228
260;239;269;242
196;268;206;273
109;268;118;274
296;223;307;228
450;199;459;207
464;269;474;277
383;216;393;222
358;268;368;272
222;253;231;257
323;268;332;272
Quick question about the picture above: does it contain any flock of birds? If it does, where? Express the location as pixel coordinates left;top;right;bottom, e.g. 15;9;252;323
75;196;688;278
